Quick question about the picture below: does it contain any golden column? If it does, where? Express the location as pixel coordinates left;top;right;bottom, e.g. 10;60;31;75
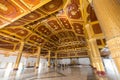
13;41;24;70
88;39;105;72
85;24;105;75
48;50;51;67
85;24;96;68
93;0;120;72
55;52;58;70
35;46;41;68
88;48;96;68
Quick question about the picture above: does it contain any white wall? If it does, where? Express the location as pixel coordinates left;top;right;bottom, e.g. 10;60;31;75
78;58;90;65
58;59;71;64
39;58;47;68
0;54;48;68
0;55;17;68
0;53;91;68
25;57;36;67
0;54;36;68
103;58;120;80
0;55;27;63
57;58;90;65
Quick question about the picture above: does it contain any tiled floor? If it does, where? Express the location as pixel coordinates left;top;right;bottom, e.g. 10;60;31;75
0;65;118;80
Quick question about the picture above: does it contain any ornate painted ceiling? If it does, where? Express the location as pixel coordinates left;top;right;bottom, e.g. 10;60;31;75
0;0;106;58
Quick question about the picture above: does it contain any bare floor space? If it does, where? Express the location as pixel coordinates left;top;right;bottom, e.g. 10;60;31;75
0;65;114;80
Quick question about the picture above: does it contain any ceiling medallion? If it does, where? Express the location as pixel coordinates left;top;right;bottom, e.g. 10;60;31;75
20;31;25;34
49;4;55;9
71;11;76;15
33;37;36;40
54;26;58;29
75;25;79;28
0;3;8;11
37;39;39;41
29;15;35;18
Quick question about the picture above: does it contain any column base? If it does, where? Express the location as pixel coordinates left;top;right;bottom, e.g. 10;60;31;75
48;66;51;68
90;65;97;70
13;68;18;70
96;71;106;76
35;66;39;69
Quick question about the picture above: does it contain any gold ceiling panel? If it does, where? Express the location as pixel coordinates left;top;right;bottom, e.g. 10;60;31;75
67;31;76;37
0;40;15;50
23;44;37;54
43;42;57;50
8;10;46;27
19;0;41;9
26;32;45;46
0;34;19;44
0;0;51;28
35;24;52;36
0;0;24;20
20;12;41;21
50;35;59;42
8;20;27;26
47;19;62;31
72;22;84;34
92;23;102;34
58;31;68;38
59;17;72;29
65;0;82;21
2;26;31;40
40;0;67;14
87;4;97;22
